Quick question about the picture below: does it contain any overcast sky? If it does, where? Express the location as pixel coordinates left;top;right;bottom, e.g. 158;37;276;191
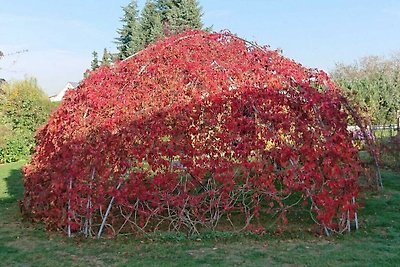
1;0;400;95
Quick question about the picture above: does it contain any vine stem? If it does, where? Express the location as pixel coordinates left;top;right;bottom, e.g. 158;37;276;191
83;168;95;237
342;97;383;189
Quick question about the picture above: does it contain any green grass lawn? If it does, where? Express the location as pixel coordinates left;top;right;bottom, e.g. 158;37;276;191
1;161;399;266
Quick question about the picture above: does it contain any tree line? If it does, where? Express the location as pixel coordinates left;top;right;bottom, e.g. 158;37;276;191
90;0;204;70
332;55;400;127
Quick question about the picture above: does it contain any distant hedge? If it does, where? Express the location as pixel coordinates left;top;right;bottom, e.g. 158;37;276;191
0;78;53;163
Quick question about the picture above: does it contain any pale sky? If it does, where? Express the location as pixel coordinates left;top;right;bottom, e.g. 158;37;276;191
1;0;400;95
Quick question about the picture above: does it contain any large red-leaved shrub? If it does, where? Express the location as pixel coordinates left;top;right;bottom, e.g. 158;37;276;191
22;30;361;237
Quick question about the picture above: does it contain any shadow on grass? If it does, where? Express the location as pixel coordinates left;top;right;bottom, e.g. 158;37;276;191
0;161;25;204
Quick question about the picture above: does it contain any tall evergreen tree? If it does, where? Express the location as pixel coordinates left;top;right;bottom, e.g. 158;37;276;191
101;48;112;66
115;0;142;59
156;0;203;35
91;51;99;70
155;0;172;20
114;0;205;59
140;0;163;48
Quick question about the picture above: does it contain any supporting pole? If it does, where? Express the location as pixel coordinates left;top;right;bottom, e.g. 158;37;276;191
347;210;351;233
67;179;72;237
324;226;330;236
97;182;122;239
353;196;359;230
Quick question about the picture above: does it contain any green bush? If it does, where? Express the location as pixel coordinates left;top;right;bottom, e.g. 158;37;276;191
332;55;400;126
0;78;52;163
0;130;34;163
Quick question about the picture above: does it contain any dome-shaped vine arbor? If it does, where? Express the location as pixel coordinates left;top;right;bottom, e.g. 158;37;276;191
22;30;363;238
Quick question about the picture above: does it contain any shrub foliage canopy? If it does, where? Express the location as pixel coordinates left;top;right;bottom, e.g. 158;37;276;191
22;30;361;237
0;78;52;163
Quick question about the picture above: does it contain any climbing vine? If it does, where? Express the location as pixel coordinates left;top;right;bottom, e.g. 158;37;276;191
22;30;363;237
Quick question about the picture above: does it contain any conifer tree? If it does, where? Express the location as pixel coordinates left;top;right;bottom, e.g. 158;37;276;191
91;51;99;70
115;0;142;59
140;0;164;48
101;48;112;66
156;0;203;35
113;0;204;59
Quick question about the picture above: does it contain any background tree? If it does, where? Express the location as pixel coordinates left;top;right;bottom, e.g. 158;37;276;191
165;0;203;34
91;51;99;70
156;0;203;35
114;0;205;59
115;0;142;59
0;78;52;163
101;48;112;66
140;0;163;48
332;55;400;126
